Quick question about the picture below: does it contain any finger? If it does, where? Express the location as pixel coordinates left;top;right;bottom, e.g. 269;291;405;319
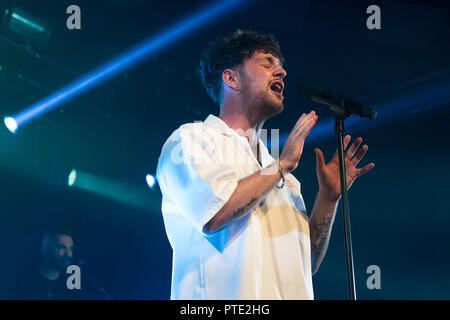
295;110;315;124
331;135;352;161
297;116;318;138
293;112;315;135
346;137;363;160
295;113;306;125
356;162;375;177
295;114;316;135
351;144;368;166
314;148;325;170
343;135;351;150
294;111;315;129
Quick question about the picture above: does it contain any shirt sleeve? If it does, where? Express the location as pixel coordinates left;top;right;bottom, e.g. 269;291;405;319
156;125;239;236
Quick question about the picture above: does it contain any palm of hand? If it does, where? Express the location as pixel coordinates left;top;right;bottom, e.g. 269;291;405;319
315;136;375;203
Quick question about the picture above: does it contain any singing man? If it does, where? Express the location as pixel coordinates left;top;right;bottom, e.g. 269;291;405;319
156;29;374;299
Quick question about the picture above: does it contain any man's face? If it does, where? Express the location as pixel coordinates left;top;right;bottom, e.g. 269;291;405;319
46;234;74;271
237;51;287;117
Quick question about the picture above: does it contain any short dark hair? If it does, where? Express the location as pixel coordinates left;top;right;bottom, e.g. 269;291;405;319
196;29;284;105
41;227;73;252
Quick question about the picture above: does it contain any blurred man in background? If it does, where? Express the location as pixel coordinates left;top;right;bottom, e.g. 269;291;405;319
7;227;111;299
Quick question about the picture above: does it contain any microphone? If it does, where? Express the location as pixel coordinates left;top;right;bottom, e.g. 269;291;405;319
297;82;377;119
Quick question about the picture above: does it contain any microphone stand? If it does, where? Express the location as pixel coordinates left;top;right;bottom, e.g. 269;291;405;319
334;110;357;300
297;83;377;299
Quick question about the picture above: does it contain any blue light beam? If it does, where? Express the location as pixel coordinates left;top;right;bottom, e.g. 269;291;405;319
4;0;255;133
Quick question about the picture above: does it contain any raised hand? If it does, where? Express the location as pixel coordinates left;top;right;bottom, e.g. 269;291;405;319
314;135;375;203
280;111;318;173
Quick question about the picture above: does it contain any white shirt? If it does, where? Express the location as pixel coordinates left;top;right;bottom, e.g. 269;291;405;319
156;114;314;300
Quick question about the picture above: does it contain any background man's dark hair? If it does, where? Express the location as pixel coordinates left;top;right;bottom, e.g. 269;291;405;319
196;29;284;105
41;226;73;253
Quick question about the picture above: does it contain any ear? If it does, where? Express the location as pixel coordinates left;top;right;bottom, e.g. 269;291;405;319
222;68;239;91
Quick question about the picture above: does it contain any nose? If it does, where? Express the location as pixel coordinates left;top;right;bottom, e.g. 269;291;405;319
273;65;287;80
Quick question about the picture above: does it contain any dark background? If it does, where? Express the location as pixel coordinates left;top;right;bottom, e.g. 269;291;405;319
0;0;449;299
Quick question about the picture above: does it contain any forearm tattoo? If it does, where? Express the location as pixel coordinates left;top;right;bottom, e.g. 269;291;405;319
232;197;258;218
310;216;333;255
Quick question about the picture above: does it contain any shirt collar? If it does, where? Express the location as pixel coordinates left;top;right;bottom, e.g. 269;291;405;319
203;114;237;137
204;114;277;167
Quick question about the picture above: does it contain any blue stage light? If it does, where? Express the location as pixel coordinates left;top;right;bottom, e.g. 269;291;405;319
4;117;18;134
67;168;160;211
68;169;77;187
146;174;156;189
3;0;255;133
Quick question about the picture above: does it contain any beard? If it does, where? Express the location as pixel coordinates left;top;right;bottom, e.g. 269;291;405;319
49;255;72;271
260;87;284;115
238;69;284;120
242;84;284;121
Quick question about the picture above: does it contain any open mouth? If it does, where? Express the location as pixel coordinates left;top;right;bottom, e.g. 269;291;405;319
270;81;284;98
